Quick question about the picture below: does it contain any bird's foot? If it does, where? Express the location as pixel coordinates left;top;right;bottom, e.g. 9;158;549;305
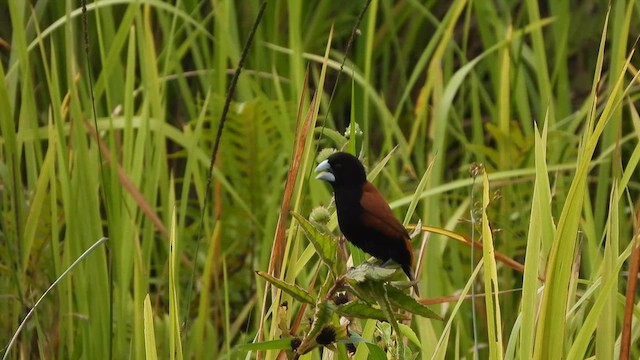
378;259;400;270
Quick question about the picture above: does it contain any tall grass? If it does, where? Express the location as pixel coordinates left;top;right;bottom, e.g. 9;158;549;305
1;1;639;359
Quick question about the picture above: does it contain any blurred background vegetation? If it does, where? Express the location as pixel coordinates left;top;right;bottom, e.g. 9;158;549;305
1;0;640;359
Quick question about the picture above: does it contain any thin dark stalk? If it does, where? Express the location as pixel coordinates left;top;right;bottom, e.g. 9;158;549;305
183;0;268;332
80;1;108;219
80;2;112;358
313;0;372;158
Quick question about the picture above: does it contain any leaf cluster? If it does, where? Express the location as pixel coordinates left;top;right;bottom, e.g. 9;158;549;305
253;211;440;358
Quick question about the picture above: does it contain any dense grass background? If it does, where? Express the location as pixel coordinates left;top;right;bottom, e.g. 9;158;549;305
1;0;640;359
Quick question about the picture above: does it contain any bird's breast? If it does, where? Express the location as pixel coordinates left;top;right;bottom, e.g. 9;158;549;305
333;189;363;239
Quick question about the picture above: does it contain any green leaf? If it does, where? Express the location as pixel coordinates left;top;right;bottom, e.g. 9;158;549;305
314;125;349;148
292;212;338;272
520;122;554;360
345;262;400;282
571;185;622;359
481;173;504;360
384;284;442;320
398;323;422;349
168;207;184;360
256;271;314;304
336;301;390;321
345;333;388;360
296;302;336;354
369;281;402;341
237;338;293;351
366;146;397;181
307;302;335;340
143;295;158;360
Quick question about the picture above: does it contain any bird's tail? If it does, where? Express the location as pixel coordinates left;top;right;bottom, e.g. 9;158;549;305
402;265;420;297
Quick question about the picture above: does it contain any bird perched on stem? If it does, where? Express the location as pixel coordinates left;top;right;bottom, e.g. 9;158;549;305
315;151;419;296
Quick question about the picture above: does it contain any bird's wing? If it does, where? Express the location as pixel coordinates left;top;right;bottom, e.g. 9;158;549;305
359;182;410;239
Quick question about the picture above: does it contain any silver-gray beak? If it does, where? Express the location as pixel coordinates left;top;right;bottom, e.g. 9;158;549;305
314;159;335;182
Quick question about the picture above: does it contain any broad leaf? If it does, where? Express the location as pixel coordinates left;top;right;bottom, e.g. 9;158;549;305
336;301;406;321
292;212;338;273
256;271;314;304
384;284;442;320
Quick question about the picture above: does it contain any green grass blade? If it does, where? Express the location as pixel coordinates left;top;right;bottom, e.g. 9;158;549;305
519;121;554;360
481;172;503;360
144;294;159;360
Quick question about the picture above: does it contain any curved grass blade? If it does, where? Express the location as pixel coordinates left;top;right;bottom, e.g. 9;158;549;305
3;237;108;360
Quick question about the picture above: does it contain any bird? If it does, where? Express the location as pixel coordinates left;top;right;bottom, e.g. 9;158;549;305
315;151;419;295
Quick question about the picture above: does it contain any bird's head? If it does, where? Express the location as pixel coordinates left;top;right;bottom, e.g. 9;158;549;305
315;152;366;189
